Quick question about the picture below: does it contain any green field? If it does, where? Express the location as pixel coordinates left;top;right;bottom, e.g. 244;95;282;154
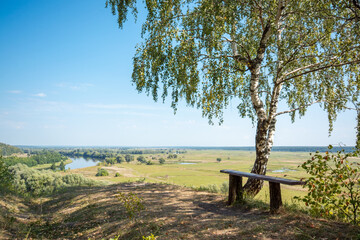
68;150;312;204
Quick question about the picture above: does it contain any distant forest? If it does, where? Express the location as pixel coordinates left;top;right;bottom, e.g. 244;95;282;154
0;142;23;156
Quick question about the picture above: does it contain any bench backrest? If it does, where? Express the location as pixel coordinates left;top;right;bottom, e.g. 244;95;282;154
220;169;305;185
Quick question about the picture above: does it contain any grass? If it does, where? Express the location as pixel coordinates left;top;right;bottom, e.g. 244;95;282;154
69;150;311;203
1;182;359;239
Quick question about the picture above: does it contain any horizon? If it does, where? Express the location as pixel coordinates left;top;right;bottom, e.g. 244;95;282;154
0;0;357;147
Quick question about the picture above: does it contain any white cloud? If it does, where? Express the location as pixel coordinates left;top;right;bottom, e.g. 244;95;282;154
8;90;22;94
85;103;159;110
33;93;46;97
56;82;94;91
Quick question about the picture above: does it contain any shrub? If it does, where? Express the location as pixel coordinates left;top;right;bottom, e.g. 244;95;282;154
216;158;222;162
0;156;14;194
137;156;146;163
117;192;145;219
50;162;56;171
59;161;65;171
295;146;360;225
115;172;121;177
96;168;109;177
158;158;165;164
105;157;116;165
142;234;158;240
125;154;134;163
7;163;95;196
116;155;124;163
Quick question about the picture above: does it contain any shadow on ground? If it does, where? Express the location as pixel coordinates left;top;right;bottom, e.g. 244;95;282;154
1;182;359;239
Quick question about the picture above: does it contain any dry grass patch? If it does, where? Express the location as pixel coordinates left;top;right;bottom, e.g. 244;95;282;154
1;183;359;239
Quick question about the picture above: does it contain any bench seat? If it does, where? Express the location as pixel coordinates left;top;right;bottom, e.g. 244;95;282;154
220;169;306;213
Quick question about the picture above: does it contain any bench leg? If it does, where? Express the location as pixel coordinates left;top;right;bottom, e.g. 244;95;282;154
269;182;282;213
228;175;243;205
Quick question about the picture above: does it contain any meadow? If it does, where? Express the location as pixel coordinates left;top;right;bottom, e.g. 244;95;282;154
68;150;312;204
3;148;360;239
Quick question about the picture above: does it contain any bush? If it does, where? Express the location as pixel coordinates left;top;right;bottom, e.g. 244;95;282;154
159;158;165;164
125;154;134;163
0;156;14;194
105;157;116;165
295;146;360;225
216;158;222;162
137;156;146;163
115;172;121;177
7;164;95;196
116;155;124;163
96;168;109;177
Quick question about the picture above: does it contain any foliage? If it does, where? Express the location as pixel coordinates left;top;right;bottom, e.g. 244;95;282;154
167;154;177;159
96;168;109;177
116;155;124;163
142;233;158;240
117;192;145;219
59;161;65;171
50;162;56;171
137;155;146;163
158;158;165;164
3;150;67;167
0;142;23;156
0;156;14;194
216;158;222;163
125;154;134;163
107;0;360;195
8;164;96;196
295;146;360;225
105;157;117;165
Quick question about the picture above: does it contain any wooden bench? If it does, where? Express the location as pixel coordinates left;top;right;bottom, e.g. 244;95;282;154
220;169;306;213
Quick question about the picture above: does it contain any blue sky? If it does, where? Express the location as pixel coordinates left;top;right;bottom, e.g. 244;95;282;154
0;0;356;147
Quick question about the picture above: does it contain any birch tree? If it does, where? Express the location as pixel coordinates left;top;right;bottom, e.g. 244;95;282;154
107;0;360;195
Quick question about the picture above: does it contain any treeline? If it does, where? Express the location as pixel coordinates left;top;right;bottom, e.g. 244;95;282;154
3;151;67;167
0;142;23;156
59;148;187;160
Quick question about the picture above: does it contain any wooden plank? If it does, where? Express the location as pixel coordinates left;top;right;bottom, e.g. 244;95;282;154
220;169;305;185
269;182;282;213
228;175;243;205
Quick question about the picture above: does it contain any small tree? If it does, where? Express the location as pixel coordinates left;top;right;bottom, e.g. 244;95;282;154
159;158;165;165
116;155;124;163
50;162;56;171
105;157;116;165
296;146;360;225
216;158;222;163
96;168;109;177
125;154;134;163
59;161;65;171
0;156;14;194
137;155;146;164
107;0;360;195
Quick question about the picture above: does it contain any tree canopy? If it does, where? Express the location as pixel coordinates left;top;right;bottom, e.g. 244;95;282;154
107;0;360;194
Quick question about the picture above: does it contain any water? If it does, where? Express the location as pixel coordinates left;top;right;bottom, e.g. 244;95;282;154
179;162;197;165
65;157;100;170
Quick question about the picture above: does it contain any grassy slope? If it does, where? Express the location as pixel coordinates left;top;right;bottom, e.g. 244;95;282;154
1;183;359;240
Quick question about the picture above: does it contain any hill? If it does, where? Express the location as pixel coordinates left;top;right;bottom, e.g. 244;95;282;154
0;142;23;156
1;182;359;239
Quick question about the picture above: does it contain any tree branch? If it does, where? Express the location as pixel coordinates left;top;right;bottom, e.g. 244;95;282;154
279;59;360;83
274;100;321;117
